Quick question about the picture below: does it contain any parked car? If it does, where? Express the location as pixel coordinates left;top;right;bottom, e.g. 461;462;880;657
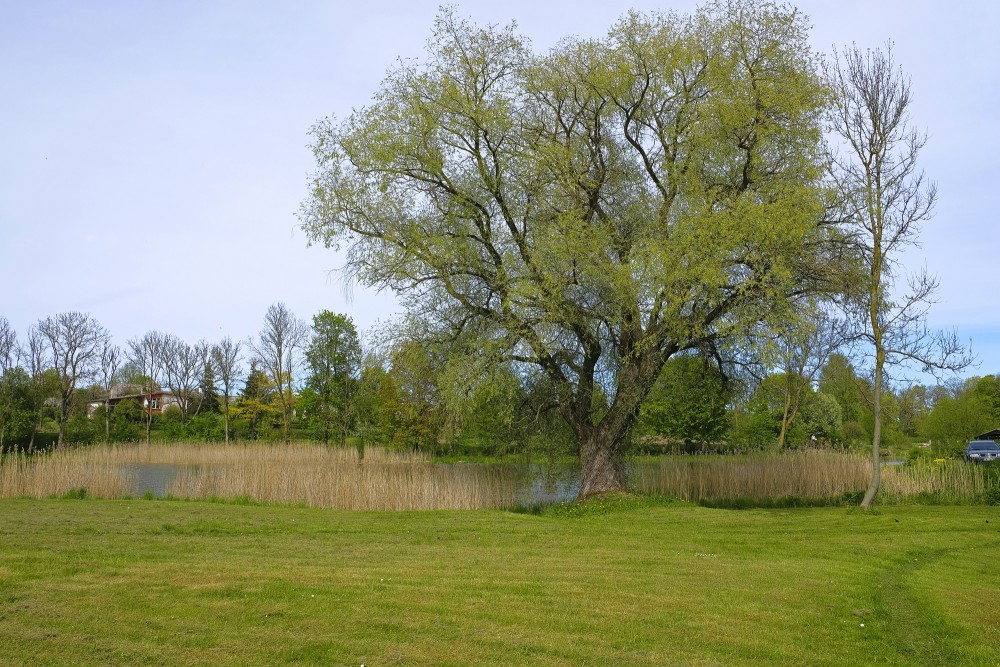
963;440;1000;463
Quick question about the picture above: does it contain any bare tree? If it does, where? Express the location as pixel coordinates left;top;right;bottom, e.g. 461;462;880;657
251;303;307;444
0;317;18;451
96;340;122;443
36;312;109;445
0;317;14;372
127;331;166;443
161;335;200;423
22;326;54;452
826;44;971;508
211;337;243;443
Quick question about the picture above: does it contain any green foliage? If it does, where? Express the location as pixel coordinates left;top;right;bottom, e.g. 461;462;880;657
801;391;843;444
0;368;36;451
385;341;447;452
198;361;221;414
353;361;402;448
301;3;836;493
921;379;995;455
232;361;280;441
639;355;730;445
819;354;868;426
110;398;143;442
65;411;99;444
303;311;361;445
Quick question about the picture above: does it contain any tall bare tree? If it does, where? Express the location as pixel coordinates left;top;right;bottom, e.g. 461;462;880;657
161;335;200;423
211;337;243;443
826;44;971;508
96;340;122;443
36;312;109;445
251;303;307;444
22;326;57;452
127;330;166;443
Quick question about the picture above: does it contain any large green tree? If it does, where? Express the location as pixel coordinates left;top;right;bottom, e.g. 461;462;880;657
304;311;362;446
301;4;838;497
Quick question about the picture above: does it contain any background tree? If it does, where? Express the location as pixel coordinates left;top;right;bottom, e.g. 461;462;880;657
353;354;402;450
211;337;243;443
233;360;279;441
250;303;308;444
639;355;731;447
385;340;448;452
818;353;868;446
127;330;166;443
194;341;220;417
301;4;838;497
826;44;971;508
161;335;200;424
0;317;18;451
773;311;844;448
36;312;109;446
921;379;992;455
22;326;59;452
304;311;361;446
96;340;121;443
896;384;931;440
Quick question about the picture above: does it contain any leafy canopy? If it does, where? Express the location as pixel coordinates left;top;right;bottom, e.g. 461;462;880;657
301;1;838;493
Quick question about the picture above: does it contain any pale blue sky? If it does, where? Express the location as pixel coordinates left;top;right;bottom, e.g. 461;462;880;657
1;1;997;378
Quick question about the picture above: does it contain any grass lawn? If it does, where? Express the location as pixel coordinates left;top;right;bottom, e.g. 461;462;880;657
0;499;998;666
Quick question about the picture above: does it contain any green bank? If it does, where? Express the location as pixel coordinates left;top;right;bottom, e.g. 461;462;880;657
0;500;998;666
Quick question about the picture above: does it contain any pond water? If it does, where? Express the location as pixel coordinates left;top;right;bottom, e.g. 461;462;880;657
124;462;581;504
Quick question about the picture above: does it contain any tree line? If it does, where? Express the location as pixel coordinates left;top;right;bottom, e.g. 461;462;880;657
0;306;987;459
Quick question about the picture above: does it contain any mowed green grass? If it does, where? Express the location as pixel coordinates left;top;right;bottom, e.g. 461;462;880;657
0;499;998;666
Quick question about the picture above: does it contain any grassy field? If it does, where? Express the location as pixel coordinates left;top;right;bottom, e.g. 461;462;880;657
0;499;998;666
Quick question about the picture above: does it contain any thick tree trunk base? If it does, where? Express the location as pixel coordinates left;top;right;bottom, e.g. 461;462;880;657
578;437;627;500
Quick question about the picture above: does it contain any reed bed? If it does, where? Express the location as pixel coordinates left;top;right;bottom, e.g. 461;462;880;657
0;450;133;499
0;443;517;510
880;459;985;503
0;444;991;508
632;450;988;505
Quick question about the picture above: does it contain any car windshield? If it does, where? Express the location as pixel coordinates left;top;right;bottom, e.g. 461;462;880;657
969;442;1000;451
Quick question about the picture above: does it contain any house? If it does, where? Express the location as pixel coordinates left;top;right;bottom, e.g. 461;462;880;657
87;389;183;418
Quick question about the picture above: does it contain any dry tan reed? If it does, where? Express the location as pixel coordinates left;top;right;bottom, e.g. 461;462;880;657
1;444;989;508
880;460;984;502
0;450;133;499
0;443;517;510
632;450;987;504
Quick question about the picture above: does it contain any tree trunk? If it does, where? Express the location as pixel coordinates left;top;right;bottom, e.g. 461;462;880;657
578;429;628;499
58;396;69;447
860;363;883;510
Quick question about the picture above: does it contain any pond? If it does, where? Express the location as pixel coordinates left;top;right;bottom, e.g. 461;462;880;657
125;461;582;504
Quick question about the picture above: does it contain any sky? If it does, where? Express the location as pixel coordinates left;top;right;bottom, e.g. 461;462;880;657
1;0;998;379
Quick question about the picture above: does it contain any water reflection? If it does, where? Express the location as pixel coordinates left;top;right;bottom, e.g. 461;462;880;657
124;461;582;504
